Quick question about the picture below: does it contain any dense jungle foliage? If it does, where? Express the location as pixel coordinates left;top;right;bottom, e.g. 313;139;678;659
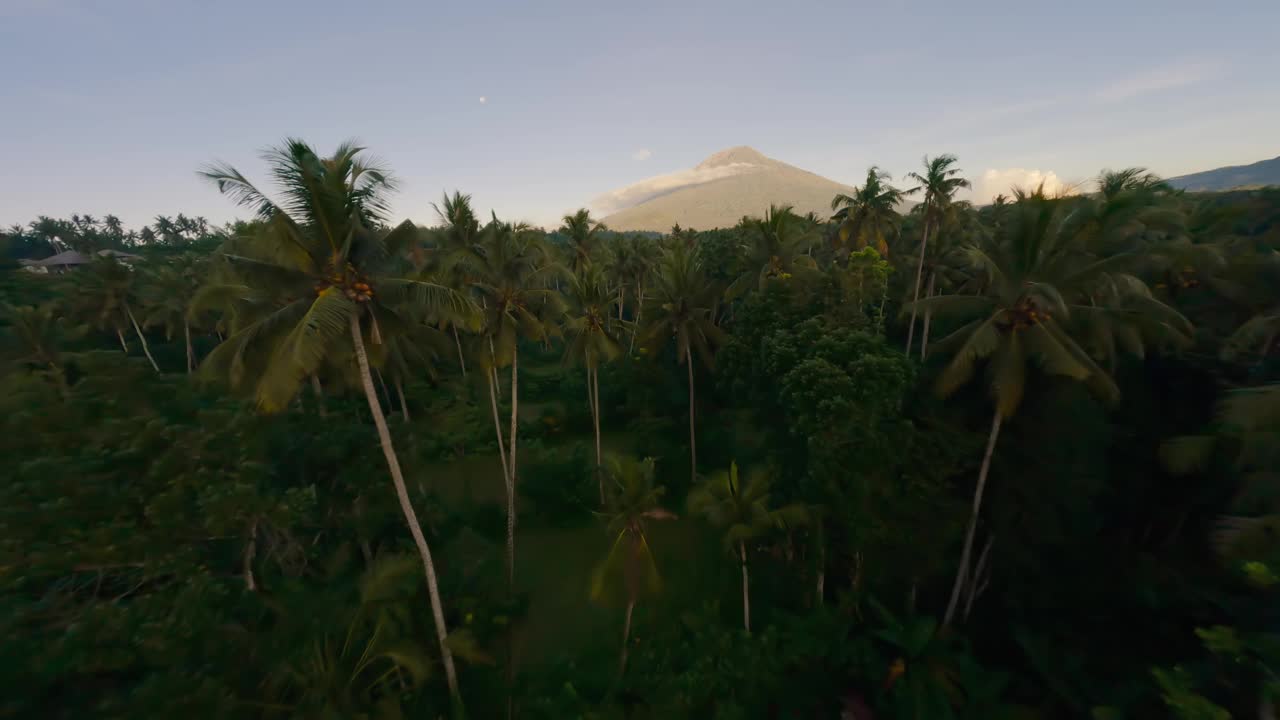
1;142;1277;719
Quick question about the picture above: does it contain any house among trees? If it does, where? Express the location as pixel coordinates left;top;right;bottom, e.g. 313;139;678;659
18;248;142;273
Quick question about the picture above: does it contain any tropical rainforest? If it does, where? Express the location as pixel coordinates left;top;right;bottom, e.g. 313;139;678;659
1;141;1277;719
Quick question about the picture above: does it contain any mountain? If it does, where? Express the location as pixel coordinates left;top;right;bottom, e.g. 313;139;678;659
595;146;858;232
1168;156;1280;192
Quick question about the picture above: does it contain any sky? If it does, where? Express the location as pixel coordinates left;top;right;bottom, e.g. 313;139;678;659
3;0;1278;230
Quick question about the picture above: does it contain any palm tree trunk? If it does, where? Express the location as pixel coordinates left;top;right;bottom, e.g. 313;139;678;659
962;534;994;622
349;314;460;702
905;220;931;354
124;302;160;373
594;367;604;502
920;270;936;360
619;598;635;674
452;324;467;377
184;318;194;374
588;367;603;505
740;540;751;634
310;374;327;417
116;327;129;353
395;376;410;423
506;347;520;575
943;409;1003;628
244;519;258;591
489;336;502;402
486;370;513;587
375;368;393;410
815;517;825;607
629;284;644;354
686;346;697;484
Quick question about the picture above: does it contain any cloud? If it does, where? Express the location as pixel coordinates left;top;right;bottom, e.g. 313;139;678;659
589;162;761;215
631;148;652;161
970;168;1076;203
1095;60;1219;103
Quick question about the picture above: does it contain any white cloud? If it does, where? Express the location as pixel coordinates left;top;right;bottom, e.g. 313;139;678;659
589;162;761;215
1095;61;1219;103
631;148;652;161
970;168;1076;203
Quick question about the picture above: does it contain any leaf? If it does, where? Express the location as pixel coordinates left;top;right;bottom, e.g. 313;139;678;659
988;332;1025;418
1158;435;1216;475
444;628;494;666
256;289;355;412
935;315;1000;399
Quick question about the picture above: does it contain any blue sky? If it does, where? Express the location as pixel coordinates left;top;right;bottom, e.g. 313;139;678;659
3;0;1278;229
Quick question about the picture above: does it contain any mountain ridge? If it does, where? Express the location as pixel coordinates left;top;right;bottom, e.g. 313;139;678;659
1168;155;1280;192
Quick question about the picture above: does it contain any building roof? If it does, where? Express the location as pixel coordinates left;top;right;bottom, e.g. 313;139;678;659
96;249;143;260
33;250;91;267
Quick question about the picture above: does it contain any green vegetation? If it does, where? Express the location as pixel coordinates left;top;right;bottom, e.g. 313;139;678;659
2;140;1278;719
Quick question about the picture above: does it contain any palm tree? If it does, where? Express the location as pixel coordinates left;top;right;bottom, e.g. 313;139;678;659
604;235;638;322
75;256;160;373
729;204;818;298
199;138;466;702
1161;384;1280;565
28;216;65;253
641;242;723;484
911;190;1187;627
688;461;807;633
560;208;607;275
153;215;182;245
915;200;982;359
263;555;437;719
606;234;659;352
591;455;676;673
904;155;969;354
141;258;203;373
563;267;624;504
427;191;485;376
830;166;907;257
2;303;83;395
469;214;564;589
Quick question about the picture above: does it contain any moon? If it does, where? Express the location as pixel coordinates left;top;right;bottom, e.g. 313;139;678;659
479;96;487;104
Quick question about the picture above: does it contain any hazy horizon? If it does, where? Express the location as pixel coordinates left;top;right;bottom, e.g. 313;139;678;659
4;0;1278;230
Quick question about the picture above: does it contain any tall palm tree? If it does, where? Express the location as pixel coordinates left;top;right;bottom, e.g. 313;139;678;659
605;235;639;322
830;166;907;257
915;200;983;359
427;191;484;376
560;208;607;275
199;138;466;702
591;455;676;673
728;205;818;298
563;267;624;504
469;214;564;589
28;216;65;252
607;234;659;352
263;555;436;719
1161;384;1280;566
75;256;160;373
641;242;723;484
687;461;807;633
904;155;969;354
141;258;203;373
153;215;182;245
911;190;1187;627
2;302;83;395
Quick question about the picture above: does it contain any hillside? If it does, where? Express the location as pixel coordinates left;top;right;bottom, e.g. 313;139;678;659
596;146;857;231
1168;155;1280;191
